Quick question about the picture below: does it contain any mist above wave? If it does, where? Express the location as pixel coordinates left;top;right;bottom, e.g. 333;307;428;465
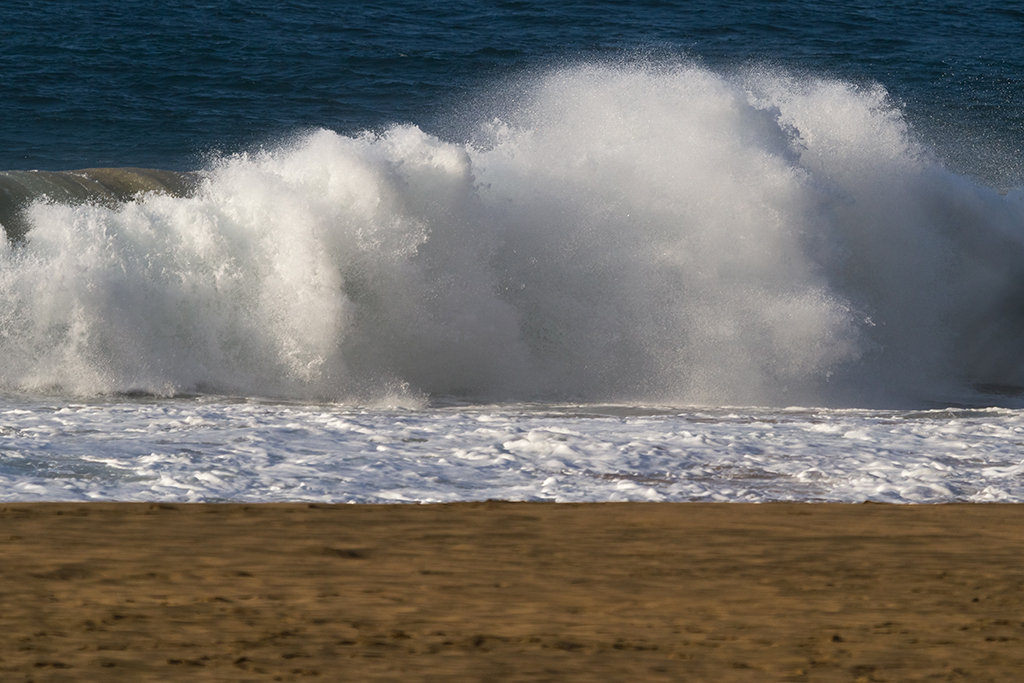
2;63;1023;407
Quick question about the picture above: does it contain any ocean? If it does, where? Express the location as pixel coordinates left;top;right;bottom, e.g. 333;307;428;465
1;0;1023;503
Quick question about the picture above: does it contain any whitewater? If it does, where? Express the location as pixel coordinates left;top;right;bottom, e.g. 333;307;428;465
2;65;1024;503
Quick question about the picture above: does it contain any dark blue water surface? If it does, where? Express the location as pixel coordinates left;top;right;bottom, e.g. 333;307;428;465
2;1;1022;185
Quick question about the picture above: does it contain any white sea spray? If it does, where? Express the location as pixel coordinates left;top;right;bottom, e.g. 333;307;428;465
1;64;1023;407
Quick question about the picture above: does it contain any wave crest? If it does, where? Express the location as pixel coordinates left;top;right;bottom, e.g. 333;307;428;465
2;64;1023;407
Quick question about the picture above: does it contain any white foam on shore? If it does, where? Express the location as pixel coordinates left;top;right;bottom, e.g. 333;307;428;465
1;398;1021;503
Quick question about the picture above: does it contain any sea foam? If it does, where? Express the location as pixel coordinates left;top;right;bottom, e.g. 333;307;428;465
2;64;1023;407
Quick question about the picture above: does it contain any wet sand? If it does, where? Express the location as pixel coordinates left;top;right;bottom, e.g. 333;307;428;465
1;502;1022;682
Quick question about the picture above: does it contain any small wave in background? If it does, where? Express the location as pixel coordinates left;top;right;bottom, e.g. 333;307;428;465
2;64;1023;407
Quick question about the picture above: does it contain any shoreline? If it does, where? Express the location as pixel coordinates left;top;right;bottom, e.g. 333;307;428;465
2;501;1022;681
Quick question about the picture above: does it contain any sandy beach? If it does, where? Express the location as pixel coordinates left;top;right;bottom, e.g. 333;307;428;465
1;502;1022;682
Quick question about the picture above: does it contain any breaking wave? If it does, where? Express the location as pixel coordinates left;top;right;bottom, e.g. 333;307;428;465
2;63;1024;407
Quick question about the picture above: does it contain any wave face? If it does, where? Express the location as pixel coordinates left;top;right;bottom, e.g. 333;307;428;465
2;64;1024;406
0;168;198;241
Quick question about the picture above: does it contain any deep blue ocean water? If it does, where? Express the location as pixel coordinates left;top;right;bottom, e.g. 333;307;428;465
2;0;1023;186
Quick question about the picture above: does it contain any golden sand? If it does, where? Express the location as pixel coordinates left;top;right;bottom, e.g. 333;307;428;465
1;502;1022;681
